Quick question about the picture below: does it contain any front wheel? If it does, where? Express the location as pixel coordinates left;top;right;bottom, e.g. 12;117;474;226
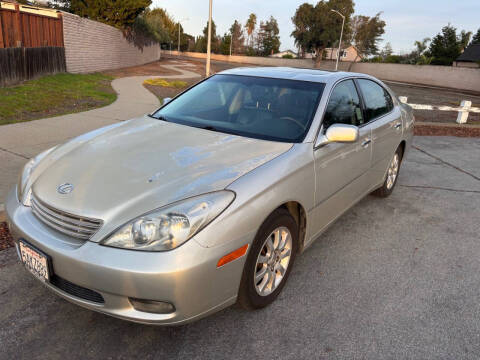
371;146;403;198
237;208;298;310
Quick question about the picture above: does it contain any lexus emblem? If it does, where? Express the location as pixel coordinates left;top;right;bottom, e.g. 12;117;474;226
57;183;74;194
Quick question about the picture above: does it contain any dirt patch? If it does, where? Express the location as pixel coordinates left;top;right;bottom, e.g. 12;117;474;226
105;59;205;78
104;58;242;79
105;60;182;77
412;110;480;125
414;123;480;137
0;222;14;251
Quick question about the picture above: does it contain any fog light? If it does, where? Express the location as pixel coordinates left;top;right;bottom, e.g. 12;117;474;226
129;298;175;314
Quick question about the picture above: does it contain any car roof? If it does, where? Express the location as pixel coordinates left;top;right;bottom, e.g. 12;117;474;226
217;66;371;84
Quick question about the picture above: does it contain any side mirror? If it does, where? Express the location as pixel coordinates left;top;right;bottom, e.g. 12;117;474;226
162;97;172;105
315;124;359;148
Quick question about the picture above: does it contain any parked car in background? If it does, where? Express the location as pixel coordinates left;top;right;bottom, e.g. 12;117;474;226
6;67;414;325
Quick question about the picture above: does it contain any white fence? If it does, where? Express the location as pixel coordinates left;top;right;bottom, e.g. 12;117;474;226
399;97;479;124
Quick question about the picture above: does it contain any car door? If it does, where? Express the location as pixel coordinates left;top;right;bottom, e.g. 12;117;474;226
309;79;373;239
355;79;402;187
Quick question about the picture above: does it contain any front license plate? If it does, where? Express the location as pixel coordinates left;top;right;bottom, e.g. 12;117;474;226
18;240;50;282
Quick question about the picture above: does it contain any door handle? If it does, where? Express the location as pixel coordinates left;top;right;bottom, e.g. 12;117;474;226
361;139;371;148
394;122;402;129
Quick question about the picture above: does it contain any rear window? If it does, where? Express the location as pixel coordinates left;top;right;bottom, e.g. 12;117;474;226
152;74;325;143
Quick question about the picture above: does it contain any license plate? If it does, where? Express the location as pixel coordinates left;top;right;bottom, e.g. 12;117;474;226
18;240;50;282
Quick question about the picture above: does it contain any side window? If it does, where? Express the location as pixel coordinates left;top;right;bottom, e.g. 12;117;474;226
323;80;364;130
357;79;394;122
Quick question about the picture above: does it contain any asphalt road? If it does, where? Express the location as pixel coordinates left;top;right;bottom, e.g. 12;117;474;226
1;136;479;359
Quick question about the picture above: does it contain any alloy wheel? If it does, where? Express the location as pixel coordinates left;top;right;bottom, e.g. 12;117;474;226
386;153;400;190
254;226;293;296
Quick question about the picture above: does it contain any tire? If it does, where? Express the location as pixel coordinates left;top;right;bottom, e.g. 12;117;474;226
371;145;403;198
237;208;299;310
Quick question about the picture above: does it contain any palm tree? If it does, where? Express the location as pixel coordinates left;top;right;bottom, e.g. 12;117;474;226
414;38;430;56
459;30;472;52
245;13;257;48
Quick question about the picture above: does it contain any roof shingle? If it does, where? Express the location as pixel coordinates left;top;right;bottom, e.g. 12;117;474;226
457;44;480;62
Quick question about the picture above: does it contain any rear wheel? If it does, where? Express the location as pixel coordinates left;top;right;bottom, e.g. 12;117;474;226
372;146;403;198
238;208;298;310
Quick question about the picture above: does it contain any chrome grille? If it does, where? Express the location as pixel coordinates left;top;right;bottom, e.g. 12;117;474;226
31;195;102;240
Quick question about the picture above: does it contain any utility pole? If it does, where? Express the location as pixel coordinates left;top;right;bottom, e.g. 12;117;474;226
229;32;233;56
331;9;345;71
206;0;212;76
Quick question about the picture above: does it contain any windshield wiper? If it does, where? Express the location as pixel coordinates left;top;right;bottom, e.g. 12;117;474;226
201;125;220;132
152;115;169;122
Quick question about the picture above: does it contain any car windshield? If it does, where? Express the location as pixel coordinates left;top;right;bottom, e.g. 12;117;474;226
152;74;325;143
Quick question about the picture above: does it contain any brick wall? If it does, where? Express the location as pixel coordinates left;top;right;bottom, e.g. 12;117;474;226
62;12;160;73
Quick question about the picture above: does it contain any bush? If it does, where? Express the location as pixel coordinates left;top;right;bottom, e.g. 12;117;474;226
384;55;403;63
282;54;294;59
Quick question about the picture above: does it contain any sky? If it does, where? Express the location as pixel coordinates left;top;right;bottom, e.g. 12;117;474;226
151;0;479;54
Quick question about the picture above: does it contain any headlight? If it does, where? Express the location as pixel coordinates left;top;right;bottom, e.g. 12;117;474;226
17;147;57;206
101;191;235;251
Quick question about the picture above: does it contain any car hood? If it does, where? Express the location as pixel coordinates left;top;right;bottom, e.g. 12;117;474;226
32;116;291;233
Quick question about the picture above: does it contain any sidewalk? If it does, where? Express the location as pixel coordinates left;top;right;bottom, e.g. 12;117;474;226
0;62;201;203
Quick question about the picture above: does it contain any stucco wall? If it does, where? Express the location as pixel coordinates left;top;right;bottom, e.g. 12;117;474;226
164;51;480;93
62;12;160;73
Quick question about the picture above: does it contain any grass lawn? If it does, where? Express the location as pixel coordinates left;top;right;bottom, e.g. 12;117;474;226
0;73;117;126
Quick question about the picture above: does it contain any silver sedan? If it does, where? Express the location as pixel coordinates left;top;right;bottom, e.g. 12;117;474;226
6;67;414;325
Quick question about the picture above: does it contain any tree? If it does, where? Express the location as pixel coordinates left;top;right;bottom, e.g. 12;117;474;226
292;0;354;67
414;37;430;56
196;20;219;53
379;42;393;59
349;12;386;67
428;24;461;65
143;8;176;44
51;0;151;29
257;16;281;56
402;37;432;64
472;29;480;45
458;30;472;52
220;34;232;55
245;13;257;48
230;20;245;54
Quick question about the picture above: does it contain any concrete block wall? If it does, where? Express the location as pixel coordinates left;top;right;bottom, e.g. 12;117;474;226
163;51;480;93
62;12;160;73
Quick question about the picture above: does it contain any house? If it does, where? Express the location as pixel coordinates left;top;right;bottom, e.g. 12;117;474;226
324;46;362;62
270;50;298;58
303;46;362;62
454;44;480;68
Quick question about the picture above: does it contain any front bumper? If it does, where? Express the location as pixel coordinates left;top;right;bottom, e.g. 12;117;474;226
5;188;250;325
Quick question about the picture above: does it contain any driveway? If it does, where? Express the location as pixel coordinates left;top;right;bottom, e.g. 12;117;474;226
1;136;479;359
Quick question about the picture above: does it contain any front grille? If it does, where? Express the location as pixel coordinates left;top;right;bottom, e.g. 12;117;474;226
50;275;105;304
31;194;103;240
